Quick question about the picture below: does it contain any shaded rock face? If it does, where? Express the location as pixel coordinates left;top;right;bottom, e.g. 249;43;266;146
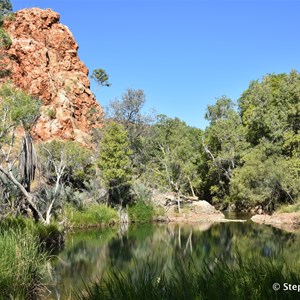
2;8;103;145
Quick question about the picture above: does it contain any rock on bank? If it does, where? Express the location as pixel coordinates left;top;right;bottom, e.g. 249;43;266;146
251;212;300;232
152;191;225;223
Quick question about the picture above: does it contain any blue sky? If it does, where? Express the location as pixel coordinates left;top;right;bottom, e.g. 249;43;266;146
12;0;300;129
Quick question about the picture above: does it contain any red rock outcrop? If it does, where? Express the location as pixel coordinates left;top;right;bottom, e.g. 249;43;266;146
1;8;103;145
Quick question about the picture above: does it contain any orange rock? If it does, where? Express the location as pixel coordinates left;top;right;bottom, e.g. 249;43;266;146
1;8;103;146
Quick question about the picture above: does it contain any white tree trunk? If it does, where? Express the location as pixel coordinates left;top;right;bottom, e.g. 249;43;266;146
0;165;46;223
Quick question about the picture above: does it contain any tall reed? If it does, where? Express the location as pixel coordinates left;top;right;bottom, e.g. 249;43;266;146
76;254;300;300
0;223;47;299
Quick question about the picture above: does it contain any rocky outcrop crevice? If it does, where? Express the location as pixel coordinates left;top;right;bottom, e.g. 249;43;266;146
2;8;103;145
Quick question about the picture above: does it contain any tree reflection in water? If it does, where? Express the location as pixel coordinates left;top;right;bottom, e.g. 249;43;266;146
48;221;300;299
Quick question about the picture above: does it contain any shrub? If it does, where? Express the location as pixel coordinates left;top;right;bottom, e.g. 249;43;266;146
0;27;11;49
131;182;152;203
128;201;154;223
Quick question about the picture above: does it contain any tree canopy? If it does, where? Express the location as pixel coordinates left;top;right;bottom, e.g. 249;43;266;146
91;68;111;88
98;122;133;205
0;0;12;18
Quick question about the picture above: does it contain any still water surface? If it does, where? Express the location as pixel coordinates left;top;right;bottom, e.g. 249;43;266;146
47;219;300;299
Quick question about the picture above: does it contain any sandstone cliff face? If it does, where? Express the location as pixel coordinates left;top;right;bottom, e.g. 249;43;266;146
2;8;103;145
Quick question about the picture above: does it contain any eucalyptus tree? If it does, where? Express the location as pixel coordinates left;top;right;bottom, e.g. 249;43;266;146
145;116;203;204
239;71;300;146
106;88;155;176
230;71;300;209
202;96;248;204
230;142;299;211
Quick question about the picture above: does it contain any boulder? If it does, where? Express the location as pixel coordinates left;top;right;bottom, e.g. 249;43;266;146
251;212;300;232
150;190;226;223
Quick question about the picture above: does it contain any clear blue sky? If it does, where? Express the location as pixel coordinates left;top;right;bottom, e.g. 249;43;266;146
12;0;300;129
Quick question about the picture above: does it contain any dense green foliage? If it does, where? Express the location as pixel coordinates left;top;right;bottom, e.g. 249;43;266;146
0;65;299;226
128;200;154;223
143;115;203;196
77;254;300;300
197;71;300;210
95;71;300;212
98;121;133;205
200;97;247;204
230;72;300;210
0;82;41;132
91;68;111;87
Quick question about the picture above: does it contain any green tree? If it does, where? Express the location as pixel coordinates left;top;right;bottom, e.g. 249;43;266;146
144;116;203;200
106;88;155;176
230;143;300;211
0;0;12;19
91;68;111;88
238;71;300;145
231;71;300;210
98;122;133;205
202;96;248;204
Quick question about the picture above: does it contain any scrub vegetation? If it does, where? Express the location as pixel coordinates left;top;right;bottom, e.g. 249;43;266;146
0;0;299;297
0;4;299;229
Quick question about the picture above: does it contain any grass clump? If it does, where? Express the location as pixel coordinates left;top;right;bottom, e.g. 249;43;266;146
0;217;63;250
0;225;47;299
128;200;154;223
76;254;300;300
64;204;119;227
